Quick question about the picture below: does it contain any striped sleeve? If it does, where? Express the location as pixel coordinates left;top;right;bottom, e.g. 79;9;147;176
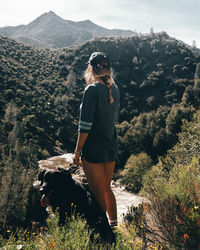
78;85;97;133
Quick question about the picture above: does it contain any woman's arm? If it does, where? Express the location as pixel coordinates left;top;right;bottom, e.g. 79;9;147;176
73;132;88;165
73;85;97;165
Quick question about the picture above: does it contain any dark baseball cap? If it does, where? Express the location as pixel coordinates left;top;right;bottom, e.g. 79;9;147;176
87;52;110;67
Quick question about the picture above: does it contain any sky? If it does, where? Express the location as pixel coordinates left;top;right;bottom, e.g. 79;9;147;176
0;0;200;48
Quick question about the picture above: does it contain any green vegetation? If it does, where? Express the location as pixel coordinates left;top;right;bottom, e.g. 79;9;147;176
0;212;145;250
1;33;199;163
0;31;200;247
0;140;39;234
123;110;200;249
117;152;152;192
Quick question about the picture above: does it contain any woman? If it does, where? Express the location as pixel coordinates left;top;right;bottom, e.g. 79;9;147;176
73;52;120;230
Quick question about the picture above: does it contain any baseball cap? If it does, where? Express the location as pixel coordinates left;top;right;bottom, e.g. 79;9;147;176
87;52;110;68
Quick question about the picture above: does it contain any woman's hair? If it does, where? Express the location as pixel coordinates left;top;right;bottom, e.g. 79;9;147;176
84;52;115;103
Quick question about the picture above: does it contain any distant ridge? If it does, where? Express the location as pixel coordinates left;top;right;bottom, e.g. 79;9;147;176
0;11;136;48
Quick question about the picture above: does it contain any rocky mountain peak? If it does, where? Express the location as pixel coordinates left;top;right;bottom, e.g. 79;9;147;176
0;11;135;48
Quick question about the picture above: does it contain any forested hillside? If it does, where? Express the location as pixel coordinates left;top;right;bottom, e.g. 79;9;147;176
1;32;199;162
0;32;200;230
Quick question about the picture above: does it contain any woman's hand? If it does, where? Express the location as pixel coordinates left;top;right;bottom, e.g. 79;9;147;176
73;151;81;166
73;133;88;166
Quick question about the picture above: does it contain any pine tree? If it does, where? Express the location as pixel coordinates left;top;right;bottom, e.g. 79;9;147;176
194;63;200;103
192;40;197;50
0;140;38;230
194;62;200;80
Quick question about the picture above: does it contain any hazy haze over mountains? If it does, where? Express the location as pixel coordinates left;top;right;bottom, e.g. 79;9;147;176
0;11;135;48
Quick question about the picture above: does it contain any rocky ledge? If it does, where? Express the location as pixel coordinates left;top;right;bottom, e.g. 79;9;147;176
38;153;146;222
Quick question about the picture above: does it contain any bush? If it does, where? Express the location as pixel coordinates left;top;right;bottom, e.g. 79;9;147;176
136;157;200;249
0;142;38;232
167;111;200;166
118;152;152;193
130;110;200;248
0;212;144;249
0;212;94;249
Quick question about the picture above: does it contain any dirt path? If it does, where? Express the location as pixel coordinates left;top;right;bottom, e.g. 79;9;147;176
38;153;146;222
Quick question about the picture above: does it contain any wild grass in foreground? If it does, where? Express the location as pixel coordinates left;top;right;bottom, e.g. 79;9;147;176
0;213;146;250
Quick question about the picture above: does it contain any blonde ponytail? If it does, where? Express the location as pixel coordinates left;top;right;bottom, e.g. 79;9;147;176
85;52;115;103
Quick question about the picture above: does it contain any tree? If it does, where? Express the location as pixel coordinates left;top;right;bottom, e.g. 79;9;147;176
168;110;200;165
4;103;18;124
192;40;197;50
0;141;38;229
150;27;154;35
118;152;152;192
194;62;200;80
194;63;200;103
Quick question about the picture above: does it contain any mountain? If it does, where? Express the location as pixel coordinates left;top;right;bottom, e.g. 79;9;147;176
0;11;135;48
1;32;199;163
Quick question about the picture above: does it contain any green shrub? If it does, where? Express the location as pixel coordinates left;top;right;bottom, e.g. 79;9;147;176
118;152;152;193
40;148;50;159
0;212;143;249
0;141;38;232
133;110;200;248
138;157;200;249
161;110;200;169
0;213;94;250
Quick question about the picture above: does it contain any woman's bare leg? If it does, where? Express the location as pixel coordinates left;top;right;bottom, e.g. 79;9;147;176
81;158;117;223
103;161;117;222
82;158;106;212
